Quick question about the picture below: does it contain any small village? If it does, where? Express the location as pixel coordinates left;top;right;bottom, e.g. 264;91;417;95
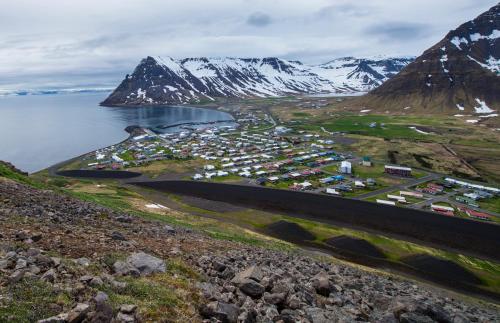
75;107;500;223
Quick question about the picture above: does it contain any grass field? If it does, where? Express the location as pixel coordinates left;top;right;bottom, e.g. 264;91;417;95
126;159;204;178
298;115;443;140
478;196;500;214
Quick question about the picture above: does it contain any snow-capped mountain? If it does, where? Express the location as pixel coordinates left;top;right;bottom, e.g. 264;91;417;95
358;3;499;115
315;57;413;92
101;56;413;106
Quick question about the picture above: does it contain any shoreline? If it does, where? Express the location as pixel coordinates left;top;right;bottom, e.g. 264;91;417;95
39;103;237;175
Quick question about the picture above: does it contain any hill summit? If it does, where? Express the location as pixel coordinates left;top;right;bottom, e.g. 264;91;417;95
356;4;499;114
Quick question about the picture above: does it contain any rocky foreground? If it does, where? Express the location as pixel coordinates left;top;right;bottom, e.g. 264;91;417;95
0;176;498;322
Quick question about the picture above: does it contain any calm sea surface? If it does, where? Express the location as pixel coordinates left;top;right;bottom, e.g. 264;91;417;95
0;92;234;172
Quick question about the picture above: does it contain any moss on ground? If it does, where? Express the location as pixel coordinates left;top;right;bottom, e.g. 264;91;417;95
0;278;73;322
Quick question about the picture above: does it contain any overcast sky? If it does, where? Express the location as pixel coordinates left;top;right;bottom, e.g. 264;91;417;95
0;0;496;90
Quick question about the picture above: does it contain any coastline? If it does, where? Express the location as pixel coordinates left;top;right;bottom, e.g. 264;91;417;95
43;105;237;175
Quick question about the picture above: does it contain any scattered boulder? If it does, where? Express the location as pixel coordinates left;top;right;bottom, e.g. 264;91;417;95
114;304;138;323
37;314;68;323
311;271;331;297
119;304;138;314
200;301;239;323
113;261;140;277
163;225;176;234
238;278;265;298
399;312;435;323
305;307;336;323
231;265;263;284
75;258;90;267
66;303;90;323
94;291;109;304
40;268;57;283
8;270;25;283
124;252;166;276
111;231;127;241
15;230;29;241
264;292;287;305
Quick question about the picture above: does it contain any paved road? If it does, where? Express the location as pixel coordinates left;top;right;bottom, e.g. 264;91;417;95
353;172;441;200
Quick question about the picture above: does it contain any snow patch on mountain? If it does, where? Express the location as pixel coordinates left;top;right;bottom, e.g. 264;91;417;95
470;29;500;41
450;36;469;49
473;98;494;113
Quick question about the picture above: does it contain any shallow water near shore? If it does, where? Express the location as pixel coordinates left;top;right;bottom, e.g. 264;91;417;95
0;92;234;173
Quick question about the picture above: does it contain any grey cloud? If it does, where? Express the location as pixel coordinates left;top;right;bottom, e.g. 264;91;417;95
0;0;495;90
366;22;432;41
315;3;375;18
247;12;272;27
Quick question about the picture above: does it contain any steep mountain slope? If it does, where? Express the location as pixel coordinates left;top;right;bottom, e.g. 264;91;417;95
101;56;412;106
356;4;499;115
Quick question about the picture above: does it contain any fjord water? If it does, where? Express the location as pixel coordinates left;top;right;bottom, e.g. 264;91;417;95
0;92;234;173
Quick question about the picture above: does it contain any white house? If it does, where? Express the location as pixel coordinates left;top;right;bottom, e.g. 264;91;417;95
205;172;217;179
204;165;215;171
340;161;352;174
325;188;341;196
112;155;123;163
192;174;204;180
376;199;396;206
239;171;252;177
216;170;229;177
354;180;365;188
299;181;312;190
387;195;406;203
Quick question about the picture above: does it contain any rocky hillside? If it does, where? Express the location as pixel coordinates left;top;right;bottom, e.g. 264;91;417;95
356;4;499;115
101;56;412;106
0;166;499;322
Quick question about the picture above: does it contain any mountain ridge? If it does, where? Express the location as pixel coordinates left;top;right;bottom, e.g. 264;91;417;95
101;56;413;106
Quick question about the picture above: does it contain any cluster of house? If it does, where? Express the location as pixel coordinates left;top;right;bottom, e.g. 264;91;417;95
234;110;266;127
195;147;344;185
455;190;494;208
416;182;445;195
230;108;276;131
87;132;169;170
295;98;329;109
325;178;377;196
424;178;499;220
442;178;498;211
457;207;492;221
85;106;289;171
430;203;493;220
